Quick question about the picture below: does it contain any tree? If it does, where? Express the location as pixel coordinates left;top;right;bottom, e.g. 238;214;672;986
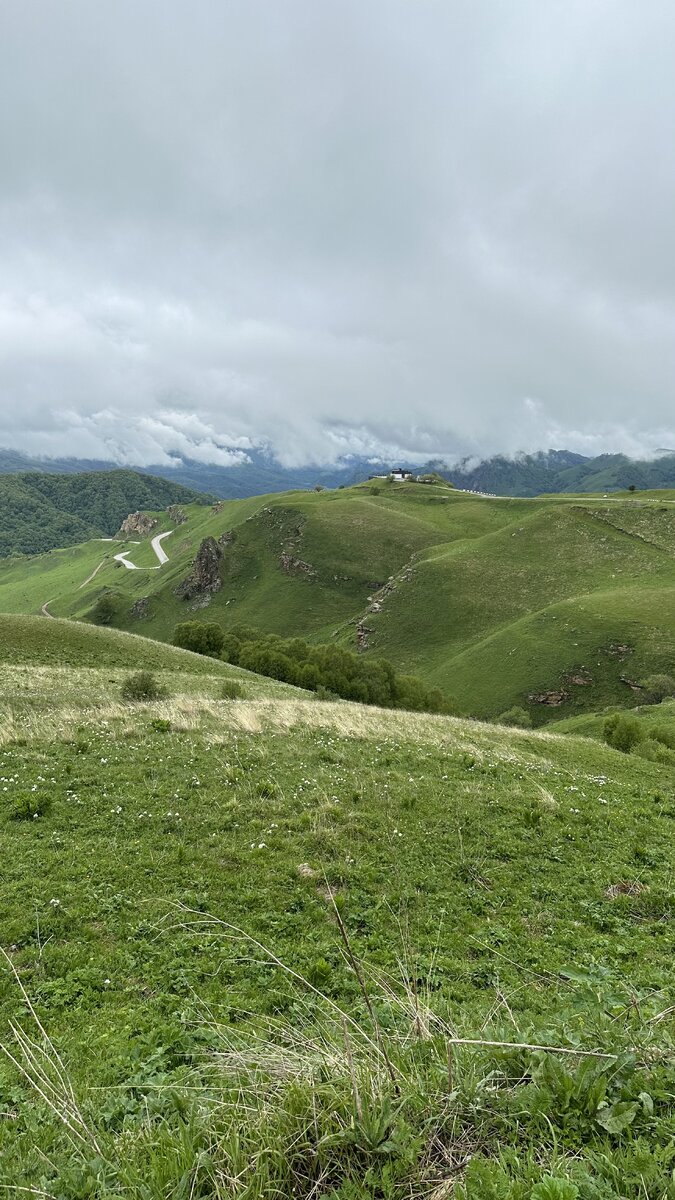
603;713;644;752
173;620;224;657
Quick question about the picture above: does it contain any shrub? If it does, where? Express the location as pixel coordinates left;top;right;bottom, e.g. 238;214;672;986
219;627;454;713
497;706;532;728
652;724;675;749
89;593;116;625
640;674;675;704
634;738;673;764
173;621;225;657
220;680;244;700
121;671;167;701
603;713;644;753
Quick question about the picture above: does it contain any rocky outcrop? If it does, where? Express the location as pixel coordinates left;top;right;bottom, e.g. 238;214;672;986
166;505;187;525
175;536;223;605
130;597;150;619
356;621;373;650
218;530;235;547
280;553;316;576
528;689;569;706
211;501;225;514
119;511;157;537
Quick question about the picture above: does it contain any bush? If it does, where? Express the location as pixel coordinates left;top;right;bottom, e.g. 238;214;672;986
89;593;116;625
497;706;532;728
603;713;644;753
173;621;225;657
220;680;244;700
652;724;675;749
634;737;674;764
121;671;167;702
640;674;675;704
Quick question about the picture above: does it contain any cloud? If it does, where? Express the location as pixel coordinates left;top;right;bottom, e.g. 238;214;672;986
1;1;675;466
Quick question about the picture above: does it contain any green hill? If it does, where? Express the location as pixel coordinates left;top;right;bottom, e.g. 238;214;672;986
1;478;672;723
0;469;212;556
1;619;675;1193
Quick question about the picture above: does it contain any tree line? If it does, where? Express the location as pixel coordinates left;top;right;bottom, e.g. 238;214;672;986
172;620;453;714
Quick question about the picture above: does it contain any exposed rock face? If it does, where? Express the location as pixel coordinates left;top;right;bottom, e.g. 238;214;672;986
130;597;150;619
356;621;373;650
528;689;569;706
211;501;225;514
166;505;187;525
175;536;223;604
218;530;235;547
280;553;316;576
119;511;158;537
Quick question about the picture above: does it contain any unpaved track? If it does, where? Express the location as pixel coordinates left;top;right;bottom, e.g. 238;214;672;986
41;600;54;618
79;559;106;589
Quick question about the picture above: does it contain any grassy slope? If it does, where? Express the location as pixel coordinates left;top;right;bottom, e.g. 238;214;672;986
1;653;675;1192
2;482;675;722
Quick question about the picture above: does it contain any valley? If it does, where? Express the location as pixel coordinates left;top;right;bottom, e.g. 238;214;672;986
1;476;674;724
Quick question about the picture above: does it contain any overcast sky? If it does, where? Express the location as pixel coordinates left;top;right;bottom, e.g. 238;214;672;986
2;1;675;468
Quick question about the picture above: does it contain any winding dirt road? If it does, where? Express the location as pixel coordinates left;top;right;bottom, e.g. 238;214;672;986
113;530;173;571
41;530;174;616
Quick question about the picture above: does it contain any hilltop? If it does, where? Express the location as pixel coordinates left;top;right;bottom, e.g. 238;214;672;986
0;469;212;557
1;477;674;724
0;616;674;1194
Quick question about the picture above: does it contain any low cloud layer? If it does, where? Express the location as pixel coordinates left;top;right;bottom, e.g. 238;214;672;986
2;1;675;467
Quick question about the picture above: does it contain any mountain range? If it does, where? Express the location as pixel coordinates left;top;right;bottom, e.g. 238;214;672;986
3;445;675;498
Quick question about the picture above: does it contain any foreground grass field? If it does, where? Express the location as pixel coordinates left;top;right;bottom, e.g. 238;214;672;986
1;626;675;1195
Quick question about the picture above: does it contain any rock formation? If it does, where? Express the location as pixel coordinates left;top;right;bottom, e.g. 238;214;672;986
279;553;316;576
166;505;187;525
175;536;223;605
119;511;158;537
130;597;150;619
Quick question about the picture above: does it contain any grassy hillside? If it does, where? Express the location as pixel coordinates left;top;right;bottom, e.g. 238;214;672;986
0;469;211;556
1;633;675;1193
2;480;675;722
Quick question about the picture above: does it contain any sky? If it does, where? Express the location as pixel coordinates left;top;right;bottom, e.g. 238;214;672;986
2;1;675;469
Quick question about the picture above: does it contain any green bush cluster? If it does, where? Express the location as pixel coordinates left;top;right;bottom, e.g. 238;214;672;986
173;621;453;713
496;705;532;728
173;621;225;657
603;712;675;761
223;626;453;713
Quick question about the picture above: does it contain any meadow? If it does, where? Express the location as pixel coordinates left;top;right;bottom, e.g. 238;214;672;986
1;480;674;724
0;619;675;1195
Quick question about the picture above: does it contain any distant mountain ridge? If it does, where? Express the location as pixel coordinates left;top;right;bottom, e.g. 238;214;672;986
1;445;675;498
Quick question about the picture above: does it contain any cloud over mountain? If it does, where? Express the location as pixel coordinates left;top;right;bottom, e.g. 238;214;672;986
2;1;675;466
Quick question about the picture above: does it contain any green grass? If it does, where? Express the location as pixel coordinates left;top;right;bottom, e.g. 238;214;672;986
0;638;675;1193
2;482;675;723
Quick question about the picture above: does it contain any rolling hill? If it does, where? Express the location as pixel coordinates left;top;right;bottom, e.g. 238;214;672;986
1;476;674;724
